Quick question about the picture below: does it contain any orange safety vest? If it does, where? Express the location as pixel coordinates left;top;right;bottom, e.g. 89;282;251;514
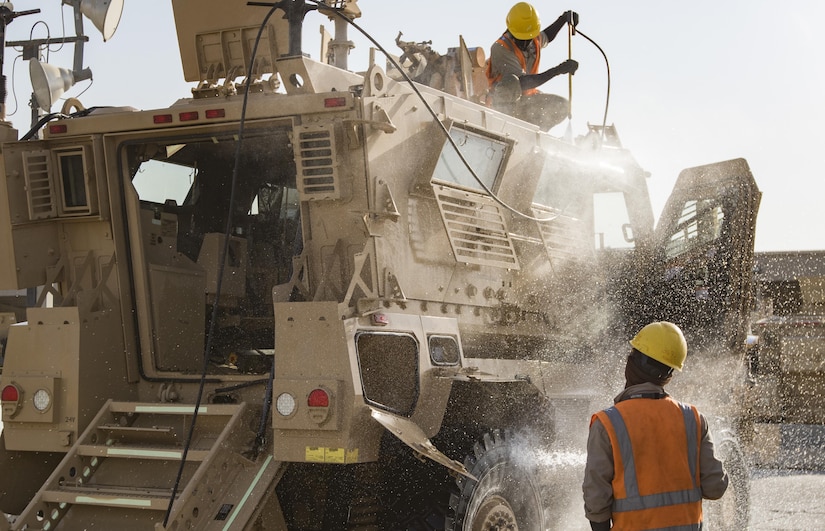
592;396;703;531
486;33;542;97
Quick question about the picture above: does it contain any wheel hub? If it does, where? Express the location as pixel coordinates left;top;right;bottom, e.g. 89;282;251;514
471;494;518;531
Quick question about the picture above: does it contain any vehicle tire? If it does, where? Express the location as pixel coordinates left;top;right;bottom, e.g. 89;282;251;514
447;429;546;531
704;433;750;530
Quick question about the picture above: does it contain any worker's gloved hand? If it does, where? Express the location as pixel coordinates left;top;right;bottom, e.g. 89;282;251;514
554;58;579;76
563;10;579;28
589;520;611;531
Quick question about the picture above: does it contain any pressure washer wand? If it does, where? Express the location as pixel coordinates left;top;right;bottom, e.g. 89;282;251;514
565;10;574;140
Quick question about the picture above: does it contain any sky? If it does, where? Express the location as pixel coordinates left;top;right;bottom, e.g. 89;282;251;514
2;0;824;252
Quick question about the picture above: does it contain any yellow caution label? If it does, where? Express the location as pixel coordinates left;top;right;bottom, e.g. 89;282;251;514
326;448;345;464
305;447;326;463
304;447;360;463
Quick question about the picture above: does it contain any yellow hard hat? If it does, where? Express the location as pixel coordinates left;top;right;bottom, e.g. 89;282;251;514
506;2;541;40
629;321;688;371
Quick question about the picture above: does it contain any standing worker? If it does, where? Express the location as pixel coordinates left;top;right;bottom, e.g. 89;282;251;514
583;321;729;530
486;2;580;130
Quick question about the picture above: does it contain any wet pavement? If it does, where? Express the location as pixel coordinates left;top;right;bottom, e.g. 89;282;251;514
748;468;825;530
545;460;825;530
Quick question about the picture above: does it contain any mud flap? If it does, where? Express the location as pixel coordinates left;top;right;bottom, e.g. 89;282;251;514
369;407;477;480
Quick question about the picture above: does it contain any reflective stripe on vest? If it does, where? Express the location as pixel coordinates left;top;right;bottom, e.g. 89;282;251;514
486;33;541;96
596;398;703;531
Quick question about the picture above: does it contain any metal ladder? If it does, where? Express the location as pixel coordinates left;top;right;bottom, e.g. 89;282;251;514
12;400;282;530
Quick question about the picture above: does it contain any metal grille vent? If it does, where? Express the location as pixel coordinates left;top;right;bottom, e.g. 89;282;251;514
533;206;593;262
22;150;56;220
435;186;519;269
294;124;339;199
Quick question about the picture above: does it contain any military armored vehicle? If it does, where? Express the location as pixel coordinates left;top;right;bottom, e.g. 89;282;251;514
0;1;759;529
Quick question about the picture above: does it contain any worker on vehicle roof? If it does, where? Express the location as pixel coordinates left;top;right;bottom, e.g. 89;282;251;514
486;2;579;130
583;321;729;531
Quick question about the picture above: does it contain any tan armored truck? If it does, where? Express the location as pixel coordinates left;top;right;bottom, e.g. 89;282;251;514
0;1;760;529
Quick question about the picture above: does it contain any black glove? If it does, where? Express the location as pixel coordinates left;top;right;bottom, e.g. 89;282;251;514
589;520;611;531
564;10;579;28
554;58;579;76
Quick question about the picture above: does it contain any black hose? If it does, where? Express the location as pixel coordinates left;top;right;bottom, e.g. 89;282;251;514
575;28;611;145
161;3;281;526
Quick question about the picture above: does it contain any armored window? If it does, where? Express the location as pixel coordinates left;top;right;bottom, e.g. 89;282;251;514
50;147;96;217
431;127;508;192
132;159;195;206
428;335;460;366
355;332;419;416
57;151;87;210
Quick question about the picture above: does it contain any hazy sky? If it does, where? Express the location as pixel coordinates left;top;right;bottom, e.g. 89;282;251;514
3;0;823;252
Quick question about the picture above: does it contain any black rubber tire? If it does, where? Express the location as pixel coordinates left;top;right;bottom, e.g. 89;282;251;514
447;429;546;531
704;433;751;530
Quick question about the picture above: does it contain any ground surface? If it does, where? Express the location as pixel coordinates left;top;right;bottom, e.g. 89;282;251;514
546;458;825;530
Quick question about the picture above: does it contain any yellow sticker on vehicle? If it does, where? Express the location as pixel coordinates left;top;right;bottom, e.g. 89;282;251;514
305;447;325;462
304;447;360;463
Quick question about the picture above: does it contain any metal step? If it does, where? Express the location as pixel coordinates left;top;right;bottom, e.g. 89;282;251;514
10;399;277;530
41;486;172;510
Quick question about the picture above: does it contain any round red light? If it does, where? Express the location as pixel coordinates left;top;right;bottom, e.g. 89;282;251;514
307;388;329;408
1;385;20;402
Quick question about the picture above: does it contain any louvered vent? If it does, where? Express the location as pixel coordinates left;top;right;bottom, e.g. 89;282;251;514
533;206;593;262
293;124;340;200
435;186;519;269
22;150;56;220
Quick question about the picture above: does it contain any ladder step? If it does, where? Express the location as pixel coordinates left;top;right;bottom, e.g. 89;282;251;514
76;444;210;461
109;402;241;416
97;424;174;435
41;487;173;510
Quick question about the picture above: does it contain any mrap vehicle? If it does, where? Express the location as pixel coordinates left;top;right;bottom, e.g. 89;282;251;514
0;1;760;529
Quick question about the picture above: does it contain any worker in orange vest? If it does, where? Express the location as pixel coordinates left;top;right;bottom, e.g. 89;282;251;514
486;2;579;130
583;322;729;531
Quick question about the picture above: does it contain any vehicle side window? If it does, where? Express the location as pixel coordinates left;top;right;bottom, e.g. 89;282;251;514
428;335;460;365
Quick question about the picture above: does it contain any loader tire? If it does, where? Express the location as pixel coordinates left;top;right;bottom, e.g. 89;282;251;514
704;433;750;530
447;429;546;531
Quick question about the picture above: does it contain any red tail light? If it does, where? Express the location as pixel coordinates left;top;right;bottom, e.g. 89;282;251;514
307;388;329;408
1;384;19;402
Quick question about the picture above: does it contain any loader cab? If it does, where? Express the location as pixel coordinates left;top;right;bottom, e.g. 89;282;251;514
640;158;761;353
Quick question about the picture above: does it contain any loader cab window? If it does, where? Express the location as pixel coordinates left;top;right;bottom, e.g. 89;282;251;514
431;127;508;192
664;199;725;260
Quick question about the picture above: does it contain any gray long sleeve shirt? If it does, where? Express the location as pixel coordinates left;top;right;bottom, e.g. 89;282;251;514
582;382;729;524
